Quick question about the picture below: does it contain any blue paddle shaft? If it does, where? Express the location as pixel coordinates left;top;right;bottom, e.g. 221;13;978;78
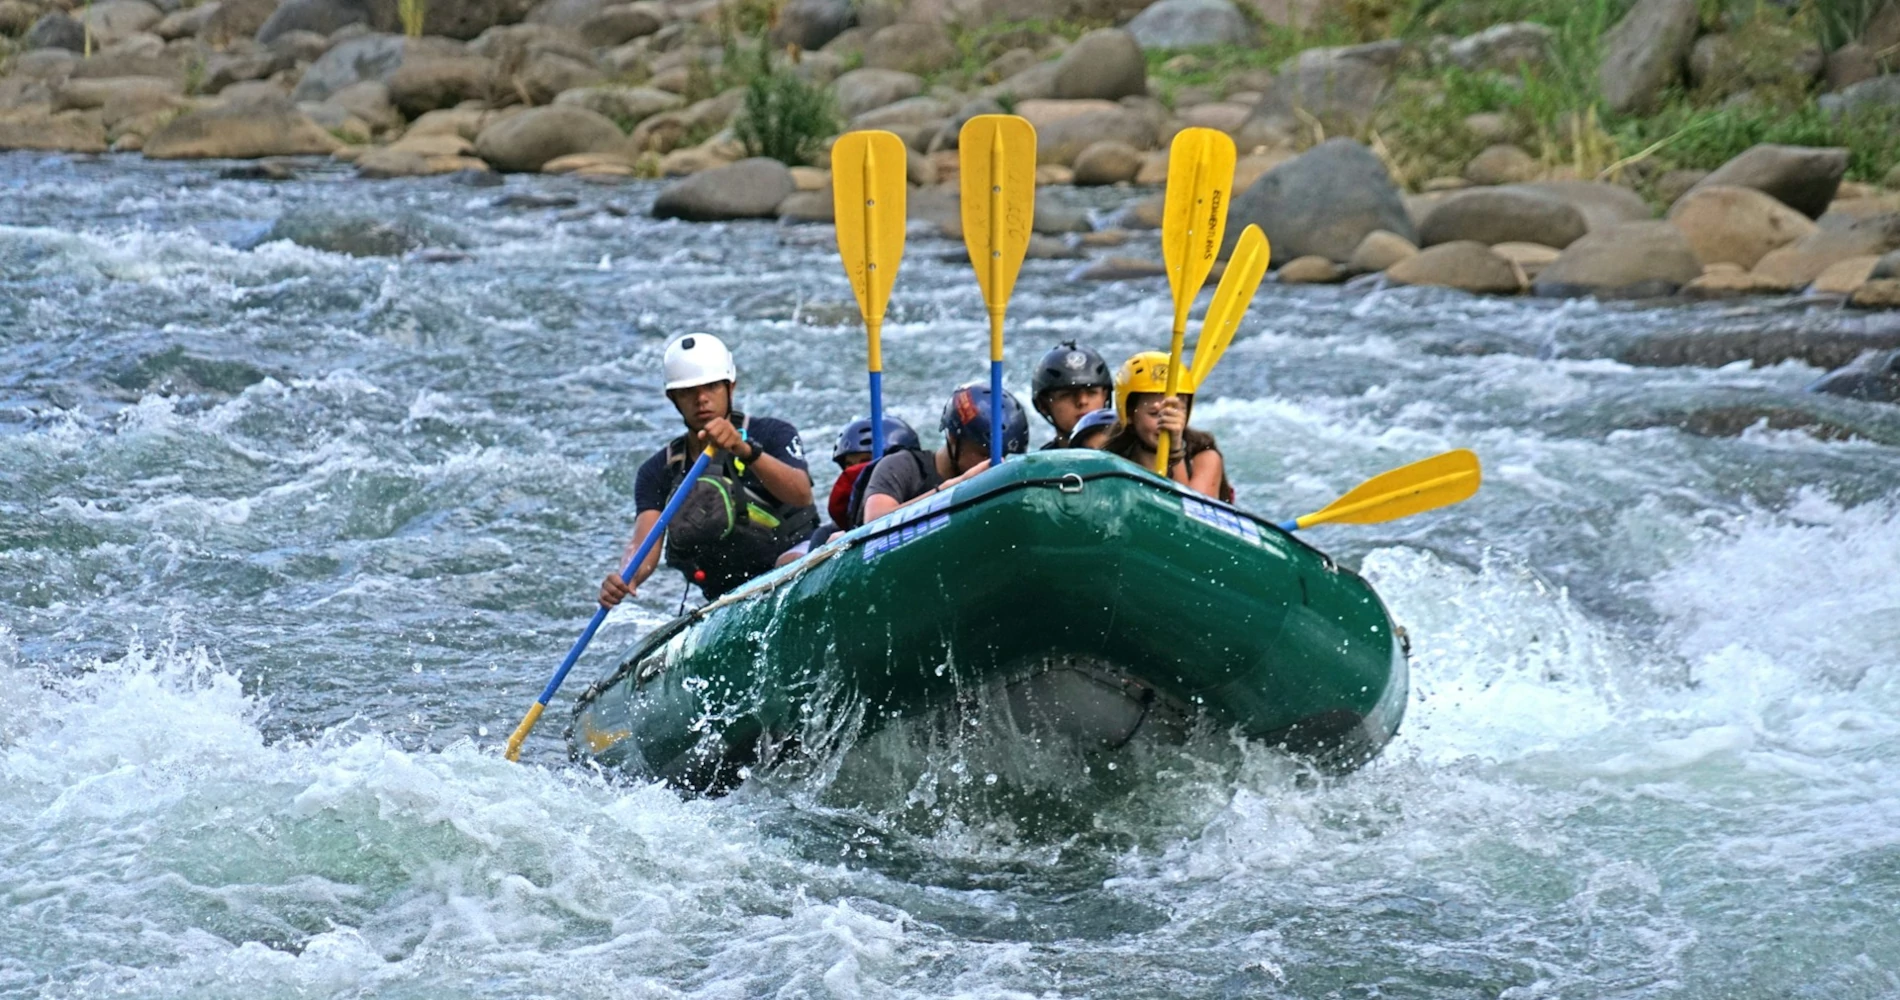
989;360;1004;464
1277;519;1299;532
869;371;886;461
531;448;715;708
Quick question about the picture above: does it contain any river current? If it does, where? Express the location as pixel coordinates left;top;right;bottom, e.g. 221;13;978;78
2;153;1897;998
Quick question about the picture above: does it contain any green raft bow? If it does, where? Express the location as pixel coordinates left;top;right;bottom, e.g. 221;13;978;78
569;449;1408;793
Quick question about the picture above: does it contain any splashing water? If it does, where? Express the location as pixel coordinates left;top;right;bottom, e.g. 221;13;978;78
3;155;1898;998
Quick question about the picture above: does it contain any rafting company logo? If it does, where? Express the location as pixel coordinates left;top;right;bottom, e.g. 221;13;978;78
1064;351;1087;370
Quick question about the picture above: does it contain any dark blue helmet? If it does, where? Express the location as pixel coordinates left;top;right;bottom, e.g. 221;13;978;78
941;382;1029;457
833;416;920;463
1068;407;1119;444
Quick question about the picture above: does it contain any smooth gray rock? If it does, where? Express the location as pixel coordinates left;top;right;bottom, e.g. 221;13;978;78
1247;40;1401;134
24;12;87;51
769;0;853;50
1125;0;1255;50
831;67;922;118
1052;28;1146;100
1445;21;1552;72
474;104;624;172
1808;348;1900;404
1420;188;1588;249
1598;0;1698;115
1223;138;1414;265
1532;221;1703;298
257;0;371;43
652;157;797;221
1693;143;1848;219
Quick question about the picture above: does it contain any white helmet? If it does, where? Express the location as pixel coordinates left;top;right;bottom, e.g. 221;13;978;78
662;333;737;391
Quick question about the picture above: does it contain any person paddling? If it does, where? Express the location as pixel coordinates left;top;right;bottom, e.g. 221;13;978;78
858;383;1027;522
599;333;816;606
774;416;924;566
1030;341;1115;449
1103;351;1232;503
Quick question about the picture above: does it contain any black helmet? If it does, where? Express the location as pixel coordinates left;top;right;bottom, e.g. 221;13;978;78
941;382;1029;457
1030;341;1115;422
832;416;921;463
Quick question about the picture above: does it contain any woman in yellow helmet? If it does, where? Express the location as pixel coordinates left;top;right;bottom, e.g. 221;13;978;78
1104;351;1233;503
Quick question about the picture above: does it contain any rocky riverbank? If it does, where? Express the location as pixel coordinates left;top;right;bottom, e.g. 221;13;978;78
4;0;1900;400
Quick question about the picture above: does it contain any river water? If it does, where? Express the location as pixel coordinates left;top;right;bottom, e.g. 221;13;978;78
3;153;1897;998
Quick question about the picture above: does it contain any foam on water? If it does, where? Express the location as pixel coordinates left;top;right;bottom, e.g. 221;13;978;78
6;156;1899;998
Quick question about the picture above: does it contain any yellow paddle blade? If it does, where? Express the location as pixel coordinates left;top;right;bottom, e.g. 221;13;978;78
831;130;909;331
1160;127;1236;341
1295;450;1482;530
1188;224;1268;391
958;114;1036;316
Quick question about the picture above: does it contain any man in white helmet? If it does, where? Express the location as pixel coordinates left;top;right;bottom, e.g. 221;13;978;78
599;333;816;605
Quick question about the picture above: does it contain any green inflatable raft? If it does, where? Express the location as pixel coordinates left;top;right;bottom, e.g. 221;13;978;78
568;448;1409;792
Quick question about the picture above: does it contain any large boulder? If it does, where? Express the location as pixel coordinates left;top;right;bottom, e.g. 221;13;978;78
197;0;277;45
1224;138;1414;265
1532;221;1703;298
1445;22;1552;73
1667;185;1817;269
1418;188;1588;249
1751;214;1900;290
386;53;498;118
849;94;954;130
864;22;958;76
554;84;681;127
1035;107;1156;166
770;0;853;50
577;3;661;47
1692;144;1848;219
291;34;410;103
25;12;88;50
1072;139;1142;185
143;97;342;158
1125;0;1255;50
516;47;604;104
651;157;796;221
0;109;109;152
1051;28;1146;100
1808;349;1900;403
1597;0;1698;115
1246;40;1400;135
77;0;162;48
53;75;178;112
1687;29;1823;97
1387;241;1520;294
1822;71;1900;118
257;0;371;43
1505;180;1650;232
473;103;623;171
1348;229;1417;273
832;67;922;118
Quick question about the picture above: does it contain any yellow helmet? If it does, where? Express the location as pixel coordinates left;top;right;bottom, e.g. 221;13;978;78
1115;351;1190;421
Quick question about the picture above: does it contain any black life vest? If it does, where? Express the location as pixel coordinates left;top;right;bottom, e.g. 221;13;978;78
657;412;818;599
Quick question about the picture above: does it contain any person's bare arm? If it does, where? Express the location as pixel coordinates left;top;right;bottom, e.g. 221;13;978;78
698;418;813;507
1185;449;1224;499
863;460;991;522
598;508;662;608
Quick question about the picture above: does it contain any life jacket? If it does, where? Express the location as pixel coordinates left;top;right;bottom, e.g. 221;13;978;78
829;461;866;526
657;412;818;599
844;447;933;529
